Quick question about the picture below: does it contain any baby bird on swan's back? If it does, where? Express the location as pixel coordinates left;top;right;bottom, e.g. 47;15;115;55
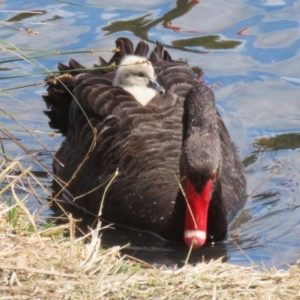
113;55;165;106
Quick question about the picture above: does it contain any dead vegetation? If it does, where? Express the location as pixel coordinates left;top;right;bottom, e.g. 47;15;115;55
0;160;300;300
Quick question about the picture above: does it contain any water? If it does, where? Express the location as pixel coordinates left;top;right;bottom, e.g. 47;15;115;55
1;0;300;268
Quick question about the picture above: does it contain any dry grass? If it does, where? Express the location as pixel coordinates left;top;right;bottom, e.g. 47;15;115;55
0;161;300;300
1;7;300;300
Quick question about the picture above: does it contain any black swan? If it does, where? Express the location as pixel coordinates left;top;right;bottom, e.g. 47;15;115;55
43;37;246;248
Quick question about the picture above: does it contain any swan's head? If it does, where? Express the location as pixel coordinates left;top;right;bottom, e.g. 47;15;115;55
113;55;165;106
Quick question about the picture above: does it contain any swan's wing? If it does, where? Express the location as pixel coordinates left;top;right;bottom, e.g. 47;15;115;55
216;112;247;221
52;73;186;235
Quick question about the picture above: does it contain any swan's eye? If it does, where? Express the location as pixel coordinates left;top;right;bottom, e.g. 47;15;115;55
138;73;144;77
211;173;217;182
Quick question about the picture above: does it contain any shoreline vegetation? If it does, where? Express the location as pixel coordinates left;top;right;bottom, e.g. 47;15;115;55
0;159;300;299
0;19;299;298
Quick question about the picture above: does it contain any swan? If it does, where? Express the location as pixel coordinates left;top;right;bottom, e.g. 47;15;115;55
43;37;246;248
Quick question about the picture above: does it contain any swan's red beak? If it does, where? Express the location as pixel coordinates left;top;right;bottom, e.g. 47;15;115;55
184;178;212;248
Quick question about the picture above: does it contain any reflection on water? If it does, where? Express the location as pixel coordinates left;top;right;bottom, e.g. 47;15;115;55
101;0;211;53
172;35;242;50
101;228;229;267
6;10;47;22
1;0;300;268
255;133;300;151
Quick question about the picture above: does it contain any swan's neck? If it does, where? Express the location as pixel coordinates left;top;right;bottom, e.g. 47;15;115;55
181;85;222;248
121;85;156;106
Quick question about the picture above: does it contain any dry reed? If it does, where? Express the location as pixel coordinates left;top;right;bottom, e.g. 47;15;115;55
0;159;300;300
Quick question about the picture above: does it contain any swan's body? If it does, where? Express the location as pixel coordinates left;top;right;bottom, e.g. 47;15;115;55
43;38;246;248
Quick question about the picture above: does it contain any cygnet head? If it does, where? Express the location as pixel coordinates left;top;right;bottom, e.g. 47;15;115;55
113;55;165;106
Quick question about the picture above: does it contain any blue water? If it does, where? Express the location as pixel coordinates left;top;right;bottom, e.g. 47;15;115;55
1;0;300;268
